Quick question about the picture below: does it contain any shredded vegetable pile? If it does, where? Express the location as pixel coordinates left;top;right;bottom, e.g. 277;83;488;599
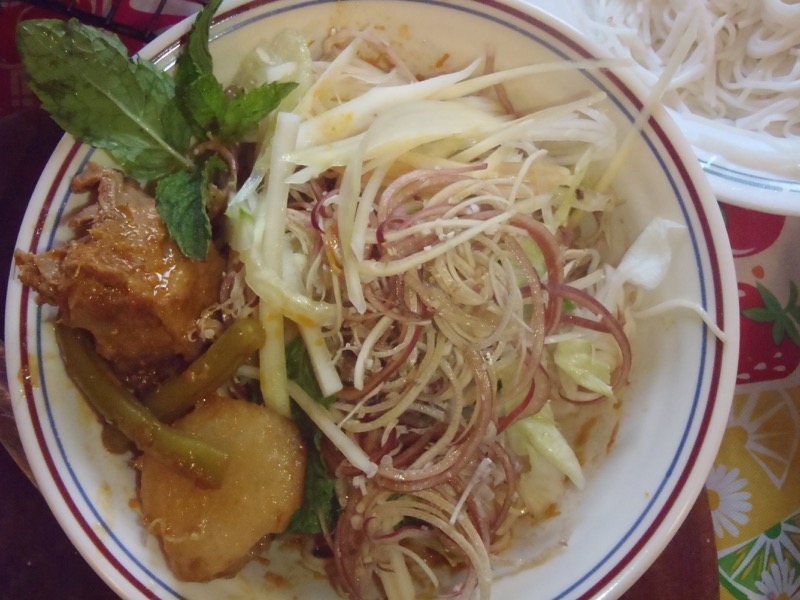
218;28;680;599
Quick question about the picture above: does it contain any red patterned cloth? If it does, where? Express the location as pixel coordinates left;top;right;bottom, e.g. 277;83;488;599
712;205;800;600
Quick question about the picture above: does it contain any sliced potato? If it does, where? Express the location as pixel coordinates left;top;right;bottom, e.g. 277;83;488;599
139;395;306;581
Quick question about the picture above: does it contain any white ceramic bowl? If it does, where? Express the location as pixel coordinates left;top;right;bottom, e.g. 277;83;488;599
5;1;739;598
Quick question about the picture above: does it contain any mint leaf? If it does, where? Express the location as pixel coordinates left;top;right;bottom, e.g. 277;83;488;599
180;0;218;79
183;73;229;134
17;19;193;181
287;450;337;534
285;337;337;534
175;0;223;137
156;155;228;260
162;101;194;157
285;336;333;408
155;169;210;260
219;81;298;141
175;0;296;142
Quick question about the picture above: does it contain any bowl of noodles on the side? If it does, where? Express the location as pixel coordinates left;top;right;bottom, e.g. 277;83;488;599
5;0;738;599
549;0;800;215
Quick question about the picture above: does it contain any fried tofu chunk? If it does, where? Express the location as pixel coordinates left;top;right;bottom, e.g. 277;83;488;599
139;396;306;581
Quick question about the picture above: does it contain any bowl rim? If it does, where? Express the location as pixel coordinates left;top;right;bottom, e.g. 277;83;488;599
4;0;740;598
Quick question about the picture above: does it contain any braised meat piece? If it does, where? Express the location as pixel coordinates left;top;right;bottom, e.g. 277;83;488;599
15;162;225;388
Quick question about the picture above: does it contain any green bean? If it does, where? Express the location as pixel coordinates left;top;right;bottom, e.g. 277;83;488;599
56;325;229;488
143;317;266;423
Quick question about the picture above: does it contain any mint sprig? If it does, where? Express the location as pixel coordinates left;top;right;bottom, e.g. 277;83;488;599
175;0;297;142
17;19;194;181
17;1;296;260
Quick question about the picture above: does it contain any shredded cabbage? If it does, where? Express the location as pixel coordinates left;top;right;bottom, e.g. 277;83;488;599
506;401;585;514
554;338;614;399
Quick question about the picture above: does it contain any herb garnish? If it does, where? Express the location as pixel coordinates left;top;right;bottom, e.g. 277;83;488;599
285;336;338;534
174;0;296;143
17;0;295;259
16;19;194;181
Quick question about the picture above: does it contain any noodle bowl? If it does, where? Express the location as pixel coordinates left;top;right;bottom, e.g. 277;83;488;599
5;1;739;599
573;0;800;139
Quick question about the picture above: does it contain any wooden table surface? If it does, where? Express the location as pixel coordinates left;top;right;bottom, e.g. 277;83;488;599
0;109;721;599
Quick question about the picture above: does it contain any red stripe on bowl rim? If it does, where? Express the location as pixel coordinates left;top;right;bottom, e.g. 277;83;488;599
17;139;160;600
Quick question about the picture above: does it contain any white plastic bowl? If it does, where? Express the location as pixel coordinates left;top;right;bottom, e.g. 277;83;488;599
536;0;800;215
5;1;739;598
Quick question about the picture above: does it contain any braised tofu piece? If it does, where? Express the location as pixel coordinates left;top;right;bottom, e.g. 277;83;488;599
138;396;306;581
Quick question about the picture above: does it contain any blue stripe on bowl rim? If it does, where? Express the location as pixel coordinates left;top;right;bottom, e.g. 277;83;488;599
702;161;800;194
14;0;725;598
